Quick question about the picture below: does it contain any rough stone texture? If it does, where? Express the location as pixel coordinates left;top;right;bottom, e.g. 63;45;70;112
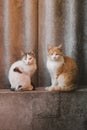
0;88;87;130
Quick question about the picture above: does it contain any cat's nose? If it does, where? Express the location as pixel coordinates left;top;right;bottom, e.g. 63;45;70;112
11;88;15;91
29;58;32;60
52;55;56;59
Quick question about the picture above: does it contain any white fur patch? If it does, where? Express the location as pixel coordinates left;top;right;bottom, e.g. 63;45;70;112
8;59;37;91
57;74;66;87
47;56;64;86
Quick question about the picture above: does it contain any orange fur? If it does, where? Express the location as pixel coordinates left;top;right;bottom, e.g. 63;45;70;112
46;46;78;91
48;47;62;56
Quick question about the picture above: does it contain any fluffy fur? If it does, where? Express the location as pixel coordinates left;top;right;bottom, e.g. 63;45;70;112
45;45;78;92
8;52;37;91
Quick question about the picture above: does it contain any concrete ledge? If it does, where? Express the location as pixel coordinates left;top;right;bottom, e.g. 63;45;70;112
0;88;87;130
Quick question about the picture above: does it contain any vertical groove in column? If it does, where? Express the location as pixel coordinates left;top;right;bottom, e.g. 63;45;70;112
0;0;5;88
38;0;65;87
23;0;38;86
23;0;38;51
9;0;24;61
3;0;9;71
3;0;10;88
64;0;78;60
76;0;87;86
3;0;24;88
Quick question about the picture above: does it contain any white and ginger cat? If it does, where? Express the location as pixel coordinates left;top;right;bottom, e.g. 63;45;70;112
8;52;37;91
45;45;78;92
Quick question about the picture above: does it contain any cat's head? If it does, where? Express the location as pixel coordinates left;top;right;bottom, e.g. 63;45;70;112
21;51;35;65
47;45;63;61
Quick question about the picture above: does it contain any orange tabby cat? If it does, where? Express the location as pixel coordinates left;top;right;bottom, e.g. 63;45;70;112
45;45;78;91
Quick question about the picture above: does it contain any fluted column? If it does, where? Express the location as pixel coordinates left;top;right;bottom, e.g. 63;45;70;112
3;0;24;88
3;0;38;88
38;0;65;86
0;0;5;88
64;0;78;60
23;0;38;52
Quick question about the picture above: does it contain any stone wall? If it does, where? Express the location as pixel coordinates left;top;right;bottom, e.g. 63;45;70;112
0;88;86;130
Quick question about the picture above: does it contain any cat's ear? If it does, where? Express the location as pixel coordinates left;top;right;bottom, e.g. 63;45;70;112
58;44;62;49
30;51;35;57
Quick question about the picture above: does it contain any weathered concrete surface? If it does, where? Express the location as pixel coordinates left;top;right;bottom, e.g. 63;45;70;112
0;88;87;130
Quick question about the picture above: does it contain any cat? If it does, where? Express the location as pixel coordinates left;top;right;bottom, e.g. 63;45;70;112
8;51;37;91
45;45;78;91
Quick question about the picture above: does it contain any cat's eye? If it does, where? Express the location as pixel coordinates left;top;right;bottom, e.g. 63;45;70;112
29;57;32;60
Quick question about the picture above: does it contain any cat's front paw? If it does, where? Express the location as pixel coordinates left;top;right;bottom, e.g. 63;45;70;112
45;86;54;91
45;87;49;91
29;85;33;90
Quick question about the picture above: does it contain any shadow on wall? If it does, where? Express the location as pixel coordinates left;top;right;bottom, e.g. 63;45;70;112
76;0;87;86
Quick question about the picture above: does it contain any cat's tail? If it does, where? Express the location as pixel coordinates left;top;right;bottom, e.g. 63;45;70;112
54;84;78;92
13;67;22;74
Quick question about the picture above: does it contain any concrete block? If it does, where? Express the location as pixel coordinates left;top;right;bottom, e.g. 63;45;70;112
0;88;86;130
